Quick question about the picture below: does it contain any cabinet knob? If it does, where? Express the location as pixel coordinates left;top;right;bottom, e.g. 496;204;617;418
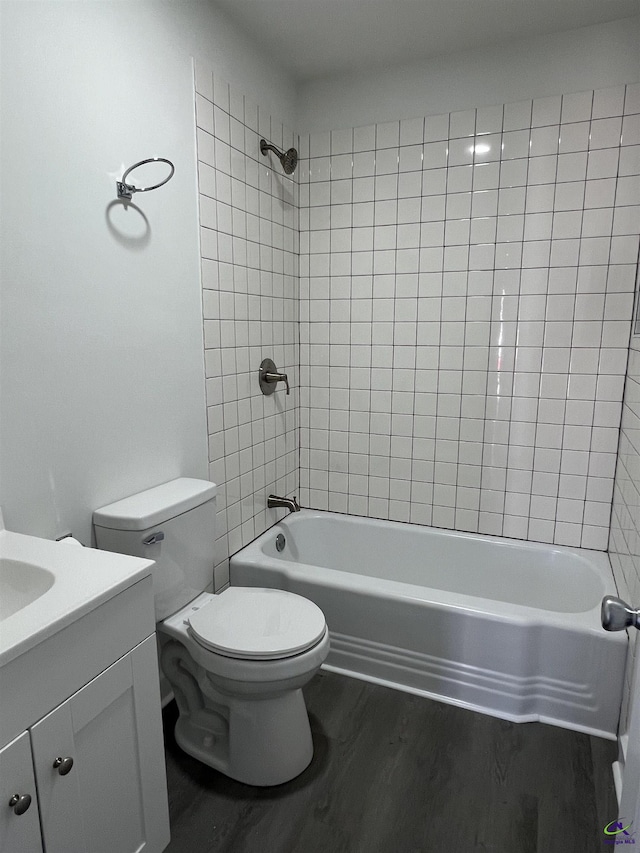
53;756;74;776
8;793;32;815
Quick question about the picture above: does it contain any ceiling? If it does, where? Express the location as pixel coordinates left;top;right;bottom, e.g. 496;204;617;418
212;0;639;83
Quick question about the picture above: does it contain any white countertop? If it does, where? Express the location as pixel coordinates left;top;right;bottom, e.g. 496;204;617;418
0;526;154;668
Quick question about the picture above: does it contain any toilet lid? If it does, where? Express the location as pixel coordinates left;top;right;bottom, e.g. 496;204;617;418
188;587;327;660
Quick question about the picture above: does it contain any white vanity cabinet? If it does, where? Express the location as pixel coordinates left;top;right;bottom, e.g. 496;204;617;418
1;636;169;853
0;564;171;853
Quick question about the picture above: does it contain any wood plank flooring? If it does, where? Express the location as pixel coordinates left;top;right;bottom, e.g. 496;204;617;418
163;670;617;853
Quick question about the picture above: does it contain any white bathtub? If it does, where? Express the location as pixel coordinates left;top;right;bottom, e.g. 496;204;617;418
230;510;627;739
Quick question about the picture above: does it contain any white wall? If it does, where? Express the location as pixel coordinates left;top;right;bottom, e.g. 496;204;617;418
0;0;294;542
297;17;640;132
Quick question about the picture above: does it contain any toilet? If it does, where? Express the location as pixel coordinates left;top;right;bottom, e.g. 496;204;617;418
93;478;329;786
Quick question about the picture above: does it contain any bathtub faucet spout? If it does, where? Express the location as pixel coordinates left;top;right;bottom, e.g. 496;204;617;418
267;494;300;513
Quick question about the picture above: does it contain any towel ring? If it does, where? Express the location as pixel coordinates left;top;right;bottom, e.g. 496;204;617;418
117;157;175;201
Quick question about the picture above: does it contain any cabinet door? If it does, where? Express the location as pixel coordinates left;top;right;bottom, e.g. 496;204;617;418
31;636;170;853
0;731;43;853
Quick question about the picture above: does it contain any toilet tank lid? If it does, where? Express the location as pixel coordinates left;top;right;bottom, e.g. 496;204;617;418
93;478;217;531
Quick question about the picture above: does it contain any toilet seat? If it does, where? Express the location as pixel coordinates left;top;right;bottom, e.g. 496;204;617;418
187;587;327;661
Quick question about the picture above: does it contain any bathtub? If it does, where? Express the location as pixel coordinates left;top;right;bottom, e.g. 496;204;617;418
230;510;627;740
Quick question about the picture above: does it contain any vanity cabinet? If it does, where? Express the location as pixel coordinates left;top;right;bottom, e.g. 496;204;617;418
1;636;169;853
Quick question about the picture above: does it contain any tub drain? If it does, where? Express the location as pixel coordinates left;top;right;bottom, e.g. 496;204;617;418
275;533;286;552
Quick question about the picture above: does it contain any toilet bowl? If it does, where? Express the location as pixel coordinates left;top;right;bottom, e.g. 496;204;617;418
93;478;330;787
160;588;329;786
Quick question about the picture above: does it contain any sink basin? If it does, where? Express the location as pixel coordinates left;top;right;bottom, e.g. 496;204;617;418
0;558;55;620
0;514;154;669
0;510;157;749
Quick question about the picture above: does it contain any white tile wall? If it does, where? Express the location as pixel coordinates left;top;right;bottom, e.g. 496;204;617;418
193;69;639;566
194;61;299;588
299;84;640;549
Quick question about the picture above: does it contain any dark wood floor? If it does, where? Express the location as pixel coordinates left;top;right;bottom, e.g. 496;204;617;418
163;670;617;853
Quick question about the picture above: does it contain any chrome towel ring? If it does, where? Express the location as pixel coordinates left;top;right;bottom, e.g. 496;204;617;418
116;157;175;201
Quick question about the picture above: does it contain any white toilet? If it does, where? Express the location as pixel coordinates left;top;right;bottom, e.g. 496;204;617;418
93;478;329;786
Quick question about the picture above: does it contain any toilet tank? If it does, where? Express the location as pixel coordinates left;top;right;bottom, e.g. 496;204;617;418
93;478;217;621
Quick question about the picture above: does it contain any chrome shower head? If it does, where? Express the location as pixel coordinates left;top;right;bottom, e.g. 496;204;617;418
280;147;298;175
260;138;298;175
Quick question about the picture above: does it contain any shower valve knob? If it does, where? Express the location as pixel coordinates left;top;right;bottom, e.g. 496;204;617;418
259;358;290;395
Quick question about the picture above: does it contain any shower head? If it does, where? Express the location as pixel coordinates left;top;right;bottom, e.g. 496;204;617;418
260;138;298;175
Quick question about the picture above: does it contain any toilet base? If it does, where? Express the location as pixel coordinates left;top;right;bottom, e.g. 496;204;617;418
174;686;314;786
161;639;316;786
